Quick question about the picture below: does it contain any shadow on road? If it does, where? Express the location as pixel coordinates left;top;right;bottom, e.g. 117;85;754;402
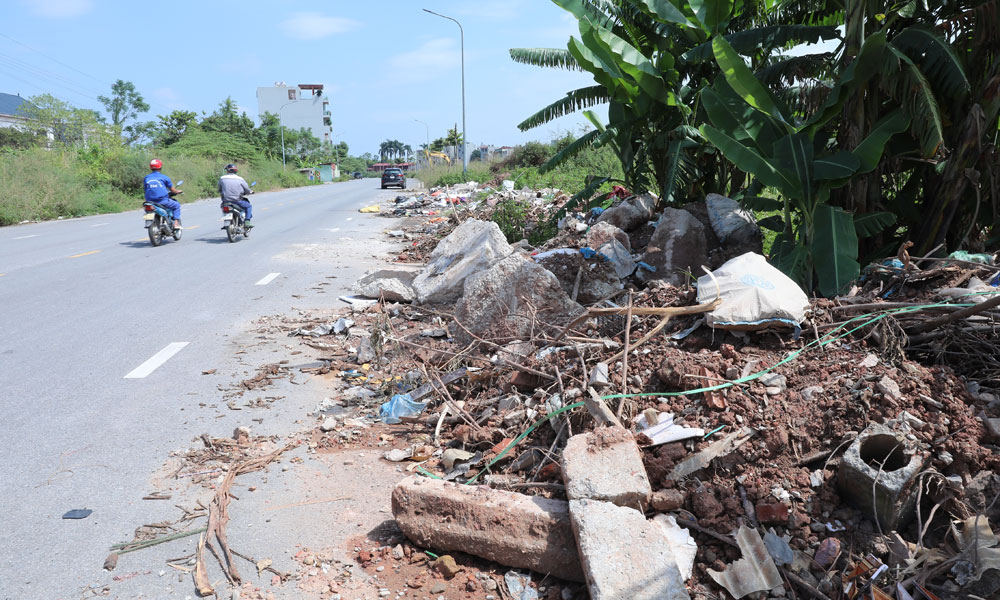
118;240;156;249
194;235;242;244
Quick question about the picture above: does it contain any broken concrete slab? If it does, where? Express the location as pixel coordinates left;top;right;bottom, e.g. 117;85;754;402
596;193;658;232
391;475;584;582
352;268;418;303
586;221;631;253
837;424;929;530
412;219;513;304
454;254;585;346
569;499;690;600
562;426;652;509
637;207;709;285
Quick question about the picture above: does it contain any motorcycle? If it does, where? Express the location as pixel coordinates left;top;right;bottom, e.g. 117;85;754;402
220;181;256;243
143;180;184;247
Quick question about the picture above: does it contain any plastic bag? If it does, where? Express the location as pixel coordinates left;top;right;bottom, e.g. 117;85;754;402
378;393;428;424
697;252;809;330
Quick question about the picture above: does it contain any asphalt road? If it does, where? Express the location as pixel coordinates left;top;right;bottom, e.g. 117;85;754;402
0;179;408;598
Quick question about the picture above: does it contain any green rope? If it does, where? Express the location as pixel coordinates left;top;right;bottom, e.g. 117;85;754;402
462;301;971;486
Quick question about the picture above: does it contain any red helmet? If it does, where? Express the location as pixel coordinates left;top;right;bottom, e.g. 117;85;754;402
150;159;163;170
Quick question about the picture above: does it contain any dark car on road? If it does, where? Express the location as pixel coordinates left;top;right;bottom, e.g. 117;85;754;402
380;168;405;189
352;171;362;179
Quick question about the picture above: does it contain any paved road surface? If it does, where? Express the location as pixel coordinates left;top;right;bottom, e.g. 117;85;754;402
0;179;408;598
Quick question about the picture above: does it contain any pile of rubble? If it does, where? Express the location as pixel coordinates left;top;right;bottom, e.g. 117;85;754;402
311;187;1000;600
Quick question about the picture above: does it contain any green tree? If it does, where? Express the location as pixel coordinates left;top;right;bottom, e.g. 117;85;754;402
21;94;103;146
98;80;150;143
154;110;199;147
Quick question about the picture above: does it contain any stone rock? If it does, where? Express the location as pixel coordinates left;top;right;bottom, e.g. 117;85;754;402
454;254;584;346
569;499;690;600
534;249;622;305
433;555;461;579
760;373;787;392
320;417;338;432
412;219;513;304
352;268;418;302
985;418;1000;441
651;489;685;512
588;363;610;389
596;239;636;279
586;222;631;253
562;427;652;509
596;193;658;232
391;476;584;582
356;336;376;364
876;375;902;401
690;487;723;519
637;208;709;285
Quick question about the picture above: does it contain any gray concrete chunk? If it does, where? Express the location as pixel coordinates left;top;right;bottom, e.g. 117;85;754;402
562;426;652;508
569;499;690;600
412;219;514;304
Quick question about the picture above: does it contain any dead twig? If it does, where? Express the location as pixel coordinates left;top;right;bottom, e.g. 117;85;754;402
617;292;634;420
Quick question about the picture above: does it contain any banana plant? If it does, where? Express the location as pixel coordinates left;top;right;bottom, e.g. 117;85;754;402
701;35;908;296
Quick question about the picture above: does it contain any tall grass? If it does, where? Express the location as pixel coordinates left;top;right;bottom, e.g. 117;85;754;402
0;147;317;226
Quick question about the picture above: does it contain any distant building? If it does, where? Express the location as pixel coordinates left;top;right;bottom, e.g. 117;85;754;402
256;83;331;143
0;92;34;129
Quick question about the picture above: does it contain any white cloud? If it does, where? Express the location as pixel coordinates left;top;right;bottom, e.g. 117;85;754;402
22;0;93;17
280;12;359;40
389;38;460;73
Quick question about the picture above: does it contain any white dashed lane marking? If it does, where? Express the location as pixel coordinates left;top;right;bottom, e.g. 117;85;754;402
124;342;189;379
255;272;281;286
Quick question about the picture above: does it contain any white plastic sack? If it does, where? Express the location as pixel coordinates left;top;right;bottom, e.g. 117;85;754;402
697;252;809;330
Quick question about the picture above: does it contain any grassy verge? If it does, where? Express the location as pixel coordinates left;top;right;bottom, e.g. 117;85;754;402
0;147;317;226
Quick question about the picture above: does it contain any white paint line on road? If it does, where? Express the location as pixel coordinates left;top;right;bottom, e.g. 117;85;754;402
14;234;39;240
346;217;353;221
322;228;341;233
255;272;281;286
124;342;189;379
91;223;110;227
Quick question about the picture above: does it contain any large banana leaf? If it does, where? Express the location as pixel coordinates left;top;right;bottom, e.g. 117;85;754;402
771;232;810;290
567;37;637;101
853;211;897;238
628;0;695;27
584;21;674;103
690;0;733;33
517;86;610;131
813;204;859;297
682;24;839;63
509;48;582;70
772;133;813;202
804;31;886;134
701;78;782;153
713;37;792;129
890;27;969;97
852;109;910;173
701;125;795;192
885;45;945;157
813;150;860;180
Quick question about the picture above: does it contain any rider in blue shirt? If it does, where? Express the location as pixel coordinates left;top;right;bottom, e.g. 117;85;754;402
144;158;182;229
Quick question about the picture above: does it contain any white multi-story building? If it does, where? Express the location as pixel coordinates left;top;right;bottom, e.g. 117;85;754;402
256;83;331;143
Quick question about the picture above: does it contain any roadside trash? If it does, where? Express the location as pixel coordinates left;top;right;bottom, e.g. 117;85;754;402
504;570;539;600
763;530;794;566
697;252;809;330
63;509;92;519
441;448;475;470
379;393;428;424
653;514;698;579
290;318;354;337
384;448;414;462
948;250;995;264
706;193;761;250
708;525;782;598
635;411;705;446
672;427;756;479
502;180;515;191
359;205;380;213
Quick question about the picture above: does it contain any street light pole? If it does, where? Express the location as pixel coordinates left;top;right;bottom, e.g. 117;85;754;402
422;8;466;177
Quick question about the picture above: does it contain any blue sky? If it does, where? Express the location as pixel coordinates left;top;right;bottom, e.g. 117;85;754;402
1;0;600;156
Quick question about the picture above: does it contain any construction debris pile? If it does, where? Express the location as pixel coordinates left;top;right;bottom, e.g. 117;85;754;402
308;186;1000;600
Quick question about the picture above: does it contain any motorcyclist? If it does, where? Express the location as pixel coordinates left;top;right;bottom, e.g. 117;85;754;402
143;159;182;229
218;163;253;228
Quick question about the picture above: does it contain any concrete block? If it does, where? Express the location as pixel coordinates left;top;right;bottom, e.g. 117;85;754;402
412;219;513;304
352;268;418;302
837;424;928;530
391;475;584;582
562;426;652;509
569;499;690;600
